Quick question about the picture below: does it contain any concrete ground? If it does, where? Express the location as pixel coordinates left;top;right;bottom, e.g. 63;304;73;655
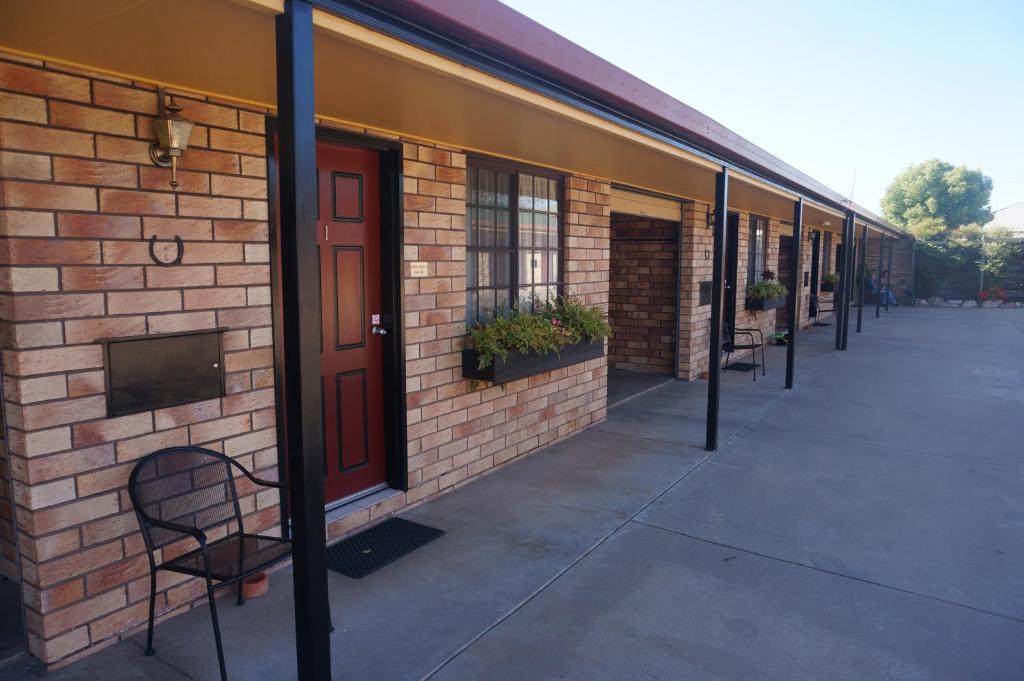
10;308;1024;680
607;367;673;406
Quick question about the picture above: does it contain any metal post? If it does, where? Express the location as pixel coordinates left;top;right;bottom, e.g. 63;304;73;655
886;232;894;310
705;168;728;451
876;234;884;318
856;222;867;332
840;212;854;349
785;199;802;389
276;2;332;680
834;220;847;350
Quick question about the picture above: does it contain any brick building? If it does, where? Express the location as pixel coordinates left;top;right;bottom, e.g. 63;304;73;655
0;0;909;670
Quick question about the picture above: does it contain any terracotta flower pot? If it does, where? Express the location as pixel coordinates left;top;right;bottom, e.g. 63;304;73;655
242;572;269;599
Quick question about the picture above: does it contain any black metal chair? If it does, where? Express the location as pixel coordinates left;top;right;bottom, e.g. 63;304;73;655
809;294;835;326
129;446;297;681
722;323;766;381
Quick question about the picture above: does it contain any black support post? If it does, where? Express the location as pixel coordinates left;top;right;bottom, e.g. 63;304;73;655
785;199;803;389
834;220;847;350
876;234;884;318
276;2;332;680
705;168;728;451
840;212;855;350
886;233;894;311
856;222;867;332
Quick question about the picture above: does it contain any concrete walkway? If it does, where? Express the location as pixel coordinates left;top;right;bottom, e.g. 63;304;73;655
11;308;1024;680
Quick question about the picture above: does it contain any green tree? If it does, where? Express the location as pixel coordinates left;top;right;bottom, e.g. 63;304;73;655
881;159;993;230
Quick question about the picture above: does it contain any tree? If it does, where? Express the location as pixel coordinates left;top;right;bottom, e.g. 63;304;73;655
881;159;993;230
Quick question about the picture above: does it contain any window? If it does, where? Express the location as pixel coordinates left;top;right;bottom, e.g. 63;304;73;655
823;232;833;275
466;161;562;325
746;215;768;285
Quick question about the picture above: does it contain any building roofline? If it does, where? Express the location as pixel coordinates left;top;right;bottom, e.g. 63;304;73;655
345;0;902;235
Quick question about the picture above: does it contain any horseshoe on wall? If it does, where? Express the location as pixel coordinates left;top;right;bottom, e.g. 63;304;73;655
148;235;184;266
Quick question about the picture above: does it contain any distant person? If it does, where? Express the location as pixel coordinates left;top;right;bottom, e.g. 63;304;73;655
878;270;899;306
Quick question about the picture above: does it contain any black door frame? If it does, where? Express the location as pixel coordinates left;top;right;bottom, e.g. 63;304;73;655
266;121;408;529
724;212;740;337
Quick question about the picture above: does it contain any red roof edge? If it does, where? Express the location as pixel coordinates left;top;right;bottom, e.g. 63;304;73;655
370;0;894;228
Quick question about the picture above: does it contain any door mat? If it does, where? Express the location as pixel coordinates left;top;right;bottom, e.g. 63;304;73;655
725;362;759;372
326;518;444;579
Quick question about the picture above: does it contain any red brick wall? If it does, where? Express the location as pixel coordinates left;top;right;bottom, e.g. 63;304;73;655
0;55;280;665
608;215;677;374
396;143;608;513
677;202;781;379
1;56;612;666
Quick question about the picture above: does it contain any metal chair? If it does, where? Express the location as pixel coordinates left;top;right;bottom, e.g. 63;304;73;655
809;294;835;326
129;446;298;681
722;323;766;381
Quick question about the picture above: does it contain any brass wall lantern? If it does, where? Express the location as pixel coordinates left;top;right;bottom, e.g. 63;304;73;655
149;88;194;189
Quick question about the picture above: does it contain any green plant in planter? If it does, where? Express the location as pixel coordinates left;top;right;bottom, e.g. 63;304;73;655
746;279;788;301
822;272;840;286
467;297;611;369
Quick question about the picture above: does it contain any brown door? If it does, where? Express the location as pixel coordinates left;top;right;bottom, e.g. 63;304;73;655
317;142;386;503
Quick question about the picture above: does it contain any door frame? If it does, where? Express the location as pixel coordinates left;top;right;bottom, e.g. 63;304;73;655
266;121;408;530
724;212;740;337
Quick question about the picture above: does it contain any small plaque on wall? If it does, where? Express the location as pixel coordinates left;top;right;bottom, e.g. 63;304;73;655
410;261;428;278
102;328;226;417
699;281;713;306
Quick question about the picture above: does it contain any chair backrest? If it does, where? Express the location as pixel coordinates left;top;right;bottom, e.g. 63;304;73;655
129;446;243;551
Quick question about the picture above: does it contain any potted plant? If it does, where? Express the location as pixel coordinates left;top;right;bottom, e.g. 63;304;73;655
978;286;1008;307
821;272;840;292
745;269;788;311
462;297;611;384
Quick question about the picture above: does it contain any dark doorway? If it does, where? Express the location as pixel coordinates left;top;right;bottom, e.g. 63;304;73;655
809;231;821;317
724;212;740;334
777;234;793;329
0;575;24;666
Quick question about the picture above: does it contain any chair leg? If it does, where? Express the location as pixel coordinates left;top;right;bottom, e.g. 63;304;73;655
761;343;767;376
236;580;245;607
145;570;157;656
205;575;229;681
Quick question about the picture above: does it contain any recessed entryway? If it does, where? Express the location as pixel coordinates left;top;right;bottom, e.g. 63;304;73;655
606;188;682;404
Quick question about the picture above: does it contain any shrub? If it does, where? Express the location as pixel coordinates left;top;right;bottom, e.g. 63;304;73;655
746;279;787;301
822;272;840;285
978;286;1008;302
467;297;611;369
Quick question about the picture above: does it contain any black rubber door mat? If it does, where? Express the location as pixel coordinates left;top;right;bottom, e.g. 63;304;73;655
725;362;759;372
326;518;444;579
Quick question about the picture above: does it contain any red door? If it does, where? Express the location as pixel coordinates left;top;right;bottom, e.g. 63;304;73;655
317;142;386;503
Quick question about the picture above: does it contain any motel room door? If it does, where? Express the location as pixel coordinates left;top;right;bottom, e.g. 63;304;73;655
316;142;387;504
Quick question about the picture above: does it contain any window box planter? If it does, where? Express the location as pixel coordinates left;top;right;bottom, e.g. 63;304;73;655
462;339;604;384
821;281;835;292
745;295;786;311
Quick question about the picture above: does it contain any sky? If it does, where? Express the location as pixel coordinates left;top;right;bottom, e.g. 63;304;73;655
500;0;1024;216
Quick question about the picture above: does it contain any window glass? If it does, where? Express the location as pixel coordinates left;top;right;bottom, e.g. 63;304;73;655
747;215;768;285
466;164;562;324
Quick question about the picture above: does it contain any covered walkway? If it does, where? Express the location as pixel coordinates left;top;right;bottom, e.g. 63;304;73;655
9;308;1024;680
